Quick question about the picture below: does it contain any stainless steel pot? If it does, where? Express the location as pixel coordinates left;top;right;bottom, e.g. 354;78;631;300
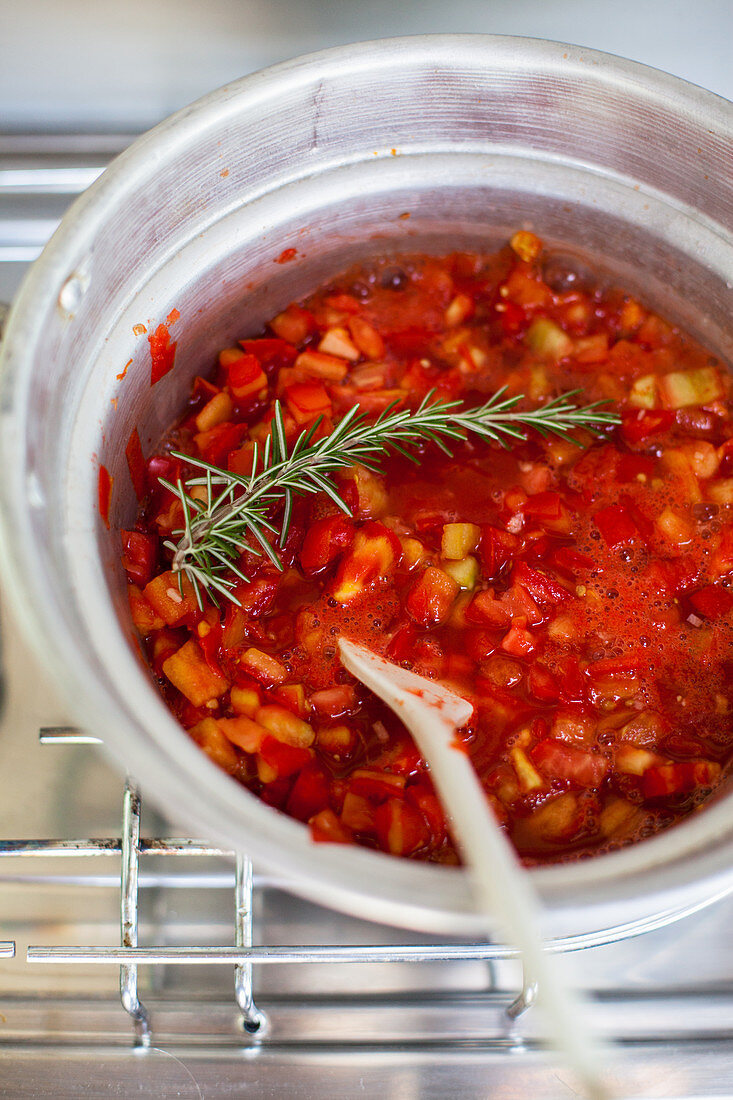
0;35;731;939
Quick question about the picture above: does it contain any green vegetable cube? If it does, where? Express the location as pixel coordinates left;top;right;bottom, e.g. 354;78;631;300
525;318;573;361
441;523;480;560
442;556;480;590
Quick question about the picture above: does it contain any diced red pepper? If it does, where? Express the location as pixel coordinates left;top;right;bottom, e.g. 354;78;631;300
466;589;511;628
98;465;113;529
387;623;419;663
121;531;158;587
149;322;177;385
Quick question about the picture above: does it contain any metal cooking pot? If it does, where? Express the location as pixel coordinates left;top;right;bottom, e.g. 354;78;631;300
0;36;731;940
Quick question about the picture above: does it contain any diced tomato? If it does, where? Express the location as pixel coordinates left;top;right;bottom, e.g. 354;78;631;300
332;522;401;603
194;422;248;466
464;628;497;662
522;491;563;521
405;785;447;847
531;739;608;788
374;797;430;856
479;525;520;577
350;769;406;803
501;618;537;658
285;381;332;425
547;547;594;577
512;561;570;605
121;531;158;587
309;808;353;844
465;589;509;628
498;299;527;336
502;584;544;626
688;585;733;620
146;453;181;495
285;762;331;821
406;566;459;626
300;516;355;574
144;570;199;626
239;338;298;374
310;685;357;719
593;504;638;547
621;408;675;444
642;760;720;799
527;663;561;702
387;622;419;663
616;453;656;482
225;352;268;401
258;735;311;779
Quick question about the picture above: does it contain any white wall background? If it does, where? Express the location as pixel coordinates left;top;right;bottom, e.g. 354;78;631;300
1;0;731;130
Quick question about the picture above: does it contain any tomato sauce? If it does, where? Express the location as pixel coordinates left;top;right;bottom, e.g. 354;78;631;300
123;231;733;865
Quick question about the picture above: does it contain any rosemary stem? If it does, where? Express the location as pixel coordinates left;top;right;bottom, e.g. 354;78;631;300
162;389;619;607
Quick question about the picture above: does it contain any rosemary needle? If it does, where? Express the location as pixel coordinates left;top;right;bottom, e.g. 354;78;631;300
160;387;619;608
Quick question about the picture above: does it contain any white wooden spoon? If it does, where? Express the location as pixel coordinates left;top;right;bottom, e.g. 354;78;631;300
339;637;613;1100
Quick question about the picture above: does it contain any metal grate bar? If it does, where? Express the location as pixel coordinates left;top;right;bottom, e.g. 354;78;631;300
235;853;267;1034
28;944;520;966
119;782;151;1046
0;838;233;857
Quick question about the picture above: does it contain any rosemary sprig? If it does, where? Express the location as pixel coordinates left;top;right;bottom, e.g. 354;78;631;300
161;388;619;607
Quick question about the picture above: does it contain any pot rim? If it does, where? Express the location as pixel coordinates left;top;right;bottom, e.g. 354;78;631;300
1;33;732;938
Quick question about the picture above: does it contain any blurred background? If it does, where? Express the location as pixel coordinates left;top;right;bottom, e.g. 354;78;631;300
1;0;731;131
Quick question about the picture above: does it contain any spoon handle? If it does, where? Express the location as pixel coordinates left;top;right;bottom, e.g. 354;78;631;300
339;638;612;1100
